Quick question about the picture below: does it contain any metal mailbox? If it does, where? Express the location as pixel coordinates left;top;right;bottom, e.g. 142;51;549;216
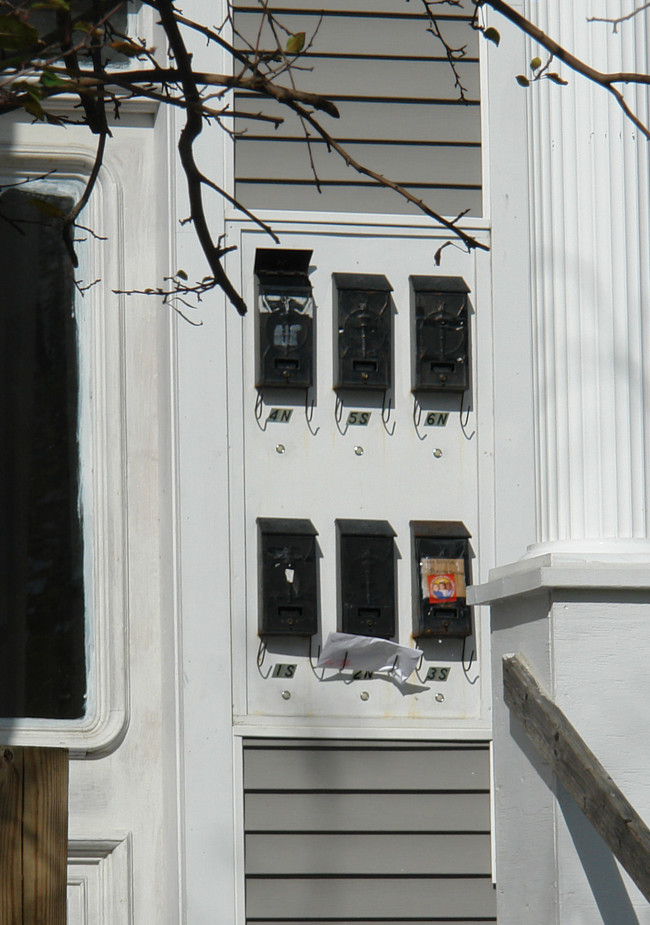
411;520;472;638
336;519;396;638
410;275;470;392
334;273;392;390
257;518;319;636
255;249;314;389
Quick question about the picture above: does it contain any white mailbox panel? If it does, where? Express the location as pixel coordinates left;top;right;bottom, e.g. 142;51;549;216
225;218;493;735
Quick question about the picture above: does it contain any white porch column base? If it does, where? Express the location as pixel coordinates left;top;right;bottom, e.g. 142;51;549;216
471;558;650;924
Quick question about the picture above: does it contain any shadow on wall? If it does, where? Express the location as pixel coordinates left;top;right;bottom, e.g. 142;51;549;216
557;782;641;925
508;714;642;924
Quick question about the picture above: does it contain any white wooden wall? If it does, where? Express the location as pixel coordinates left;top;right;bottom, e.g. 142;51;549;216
473;2;650;922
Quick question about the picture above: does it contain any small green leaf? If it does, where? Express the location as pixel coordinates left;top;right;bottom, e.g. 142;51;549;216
530;56;542;70
32;0;70;10
0;13;40;52
23;96;46;120
547;72;568;85
516;74;530;87
176;269;188;281
285;31;305;54
109;40;147;57
40;69;67;88
483;27;500;46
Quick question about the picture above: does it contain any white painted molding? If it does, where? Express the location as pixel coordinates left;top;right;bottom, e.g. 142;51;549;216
469;552;650;605
525;0;650;547
0;136;130;756
68;834;133;925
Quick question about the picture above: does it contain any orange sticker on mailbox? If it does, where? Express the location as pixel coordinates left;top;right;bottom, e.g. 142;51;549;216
427;573;457;603
420;558;466;603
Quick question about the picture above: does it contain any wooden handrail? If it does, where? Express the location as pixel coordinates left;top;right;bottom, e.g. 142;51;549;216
503;654;650;904
0;746;68;925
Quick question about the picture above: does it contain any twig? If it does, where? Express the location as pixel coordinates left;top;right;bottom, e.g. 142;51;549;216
483;0;650;138
63;131;106;267
587;2;650;33
157;0;248;315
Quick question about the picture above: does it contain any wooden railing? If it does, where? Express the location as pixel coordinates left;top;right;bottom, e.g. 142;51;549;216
503;654;650;903
0;747;68;925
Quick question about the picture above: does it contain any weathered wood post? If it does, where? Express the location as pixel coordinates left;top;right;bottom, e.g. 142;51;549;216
503;654;650;904
0;747;68;925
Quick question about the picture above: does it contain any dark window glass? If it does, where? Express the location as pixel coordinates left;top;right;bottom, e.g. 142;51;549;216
1;1;134;68
0;187;86;719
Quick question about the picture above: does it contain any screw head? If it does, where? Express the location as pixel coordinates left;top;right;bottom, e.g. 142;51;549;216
435;692;445;703
360;691;370;701
433;448;443;458
281;690;291;700
276;444;286;454
354;446;364;456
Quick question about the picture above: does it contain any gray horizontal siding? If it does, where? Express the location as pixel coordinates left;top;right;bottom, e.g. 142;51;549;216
246;832;492;875
246;876;496;919
244;744;490;791
243;740;495;923
234;13;474;59
234;97;481;142
239;57;479;101
232;0;482;216
236;0;476;13
236;140;481;184
245;790;490;831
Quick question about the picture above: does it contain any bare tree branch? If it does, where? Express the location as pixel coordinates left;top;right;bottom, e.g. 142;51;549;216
63;131;106;267
481;0;650;138
587;2;650;33
156;0;248;315
8;0;648;314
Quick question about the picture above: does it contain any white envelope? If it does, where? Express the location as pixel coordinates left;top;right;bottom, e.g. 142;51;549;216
317;632;423;684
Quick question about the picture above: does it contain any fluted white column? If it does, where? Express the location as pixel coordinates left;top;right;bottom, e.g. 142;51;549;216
525;0;650;552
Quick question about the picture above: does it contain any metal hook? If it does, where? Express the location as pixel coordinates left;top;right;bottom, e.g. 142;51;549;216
412;394;427;441
305;389;320;436
461;635;478;684
381;391;395;435
254;390;268;432
256;638;272;679
334;393;348;435
257;637;267;668
460;391;475;441
309;639;326;679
